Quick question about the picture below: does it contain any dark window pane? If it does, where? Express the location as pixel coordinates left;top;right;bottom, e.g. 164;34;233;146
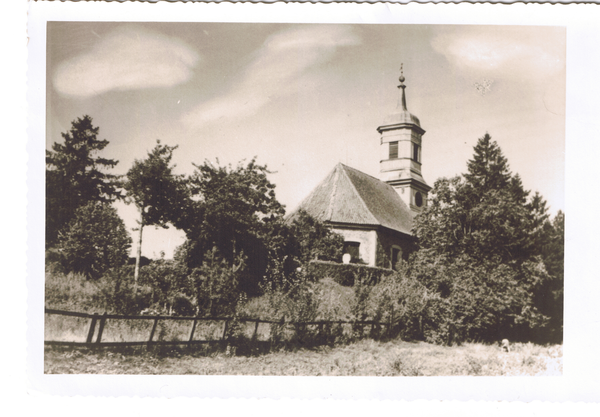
343;241;360;262
389;141;398;159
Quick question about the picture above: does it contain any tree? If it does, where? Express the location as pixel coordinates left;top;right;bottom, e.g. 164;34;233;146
289;209;345;265
261;210;345;289
46;115;120;246
123;141;188;286
57;201;131;279
411;133;559;343
180;158;285;294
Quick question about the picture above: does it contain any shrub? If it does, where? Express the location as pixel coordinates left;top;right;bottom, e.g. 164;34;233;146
305;260;393;286
45;265;148;314
56;202;132;279
139;258;194;315
191;247;245;317
356;267;434;341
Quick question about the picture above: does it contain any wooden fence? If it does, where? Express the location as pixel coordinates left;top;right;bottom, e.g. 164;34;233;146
44;308;396;349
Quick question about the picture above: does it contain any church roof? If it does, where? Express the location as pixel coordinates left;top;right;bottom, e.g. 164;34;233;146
287;163;414;236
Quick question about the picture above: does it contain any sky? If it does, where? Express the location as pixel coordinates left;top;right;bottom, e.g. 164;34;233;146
46;22;565;259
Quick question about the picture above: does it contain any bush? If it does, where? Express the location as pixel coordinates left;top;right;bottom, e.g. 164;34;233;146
139;258;194;315
351;267;435;341
56;202;132;279
191;247;245;317
305;260;393;286
45;265;148;314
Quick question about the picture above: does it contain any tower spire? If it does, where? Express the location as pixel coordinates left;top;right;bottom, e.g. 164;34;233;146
378;64;430;214
397;64;407;111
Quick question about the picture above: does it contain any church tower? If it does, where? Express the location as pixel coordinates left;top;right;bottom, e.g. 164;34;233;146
377;66;431;214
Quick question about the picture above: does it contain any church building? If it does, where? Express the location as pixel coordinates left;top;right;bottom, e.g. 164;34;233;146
287;69;431;269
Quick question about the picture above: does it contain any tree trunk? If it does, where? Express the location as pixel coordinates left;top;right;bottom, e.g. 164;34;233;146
134;212;144;292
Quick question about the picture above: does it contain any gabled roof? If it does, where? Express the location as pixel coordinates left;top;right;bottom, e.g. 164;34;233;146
287;163;414;235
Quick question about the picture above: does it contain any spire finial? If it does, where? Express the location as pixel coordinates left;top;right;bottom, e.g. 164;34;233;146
397;64;407;111
399;63;405;85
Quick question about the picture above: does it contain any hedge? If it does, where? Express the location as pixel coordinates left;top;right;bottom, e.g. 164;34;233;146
305;260;394;286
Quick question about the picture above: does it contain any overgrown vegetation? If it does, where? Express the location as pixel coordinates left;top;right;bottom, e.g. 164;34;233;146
46;117;563;352
410;134;564;344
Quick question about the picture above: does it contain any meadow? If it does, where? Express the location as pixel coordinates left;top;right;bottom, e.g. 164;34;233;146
44;339;562;376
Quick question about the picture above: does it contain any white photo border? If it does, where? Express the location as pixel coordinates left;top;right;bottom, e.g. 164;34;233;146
27;1;600;400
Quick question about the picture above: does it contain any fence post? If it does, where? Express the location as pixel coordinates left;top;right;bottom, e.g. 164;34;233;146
252;320;259;341
188;319;197;344
388;306;394;338
222;319;229;341
148;317;159;345
95;312;107;344
86;313;98;344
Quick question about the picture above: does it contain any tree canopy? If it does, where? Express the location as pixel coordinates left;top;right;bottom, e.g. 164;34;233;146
46;115;120;246
57;201;132;279
123;140;189;284
410;133;563;343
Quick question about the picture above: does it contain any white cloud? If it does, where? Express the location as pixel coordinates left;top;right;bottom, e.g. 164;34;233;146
182;25;360;129
431;27;564;80
53;26;199;97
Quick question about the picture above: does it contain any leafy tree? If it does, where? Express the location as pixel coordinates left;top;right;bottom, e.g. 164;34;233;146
46;115;120;246
411;133;560;343
288;209;345;265
180;158;285;294
261;210;345;289
123;141;188;286
57;201;132;279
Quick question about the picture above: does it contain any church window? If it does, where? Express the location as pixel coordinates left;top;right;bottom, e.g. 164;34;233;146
391;246;403;270
343;241;361;263
389;141;398;159
415;191;423;207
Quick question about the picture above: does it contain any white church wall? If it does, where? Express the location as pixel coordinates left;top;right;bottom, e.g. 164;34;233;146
333;228;378;266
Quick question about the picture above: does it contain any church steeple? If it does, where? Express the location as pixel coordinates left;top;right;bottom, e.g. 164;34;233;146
398;64;408;111
377;66;431;214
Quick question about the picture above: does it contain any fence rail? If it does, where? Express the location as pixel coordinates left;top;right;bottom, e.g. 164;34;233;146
44;308;396;349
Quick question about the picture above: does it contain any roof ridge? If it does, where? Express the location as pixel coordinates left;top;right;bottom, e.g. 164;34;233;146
340;163;387;184
326;165;340;220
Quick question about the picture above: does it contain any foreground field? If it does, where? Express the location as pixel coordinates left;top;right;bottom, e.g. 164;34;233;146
45;339;562;376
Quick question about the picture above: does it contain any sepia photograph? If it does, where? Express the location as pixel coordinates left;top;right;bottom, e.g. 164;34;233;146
42;19;565;377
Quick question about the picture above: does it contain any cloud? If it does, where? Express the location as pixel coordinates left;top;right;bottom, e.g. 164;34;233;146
182;25;360;129
431;27;564;80
53;26;199;97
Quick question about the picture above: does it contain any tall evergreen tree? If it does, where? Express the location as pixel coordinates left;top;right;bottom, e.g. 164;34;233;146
57;201;132;279
411;133;559;343
123;141;188;286
46;115;120;246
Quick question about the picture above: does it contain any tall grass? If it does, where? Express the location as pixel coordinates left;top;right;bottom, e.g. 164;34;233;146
45;339;562;376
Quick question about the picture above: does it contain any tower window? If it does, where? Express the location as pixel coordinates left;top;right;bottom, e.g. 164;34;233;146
389;141;398;159
412;143;420;162
415;191;423;207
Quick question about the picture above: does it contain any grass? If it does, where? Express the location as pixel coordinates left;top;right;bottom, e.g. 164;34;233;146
44;339;562;376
